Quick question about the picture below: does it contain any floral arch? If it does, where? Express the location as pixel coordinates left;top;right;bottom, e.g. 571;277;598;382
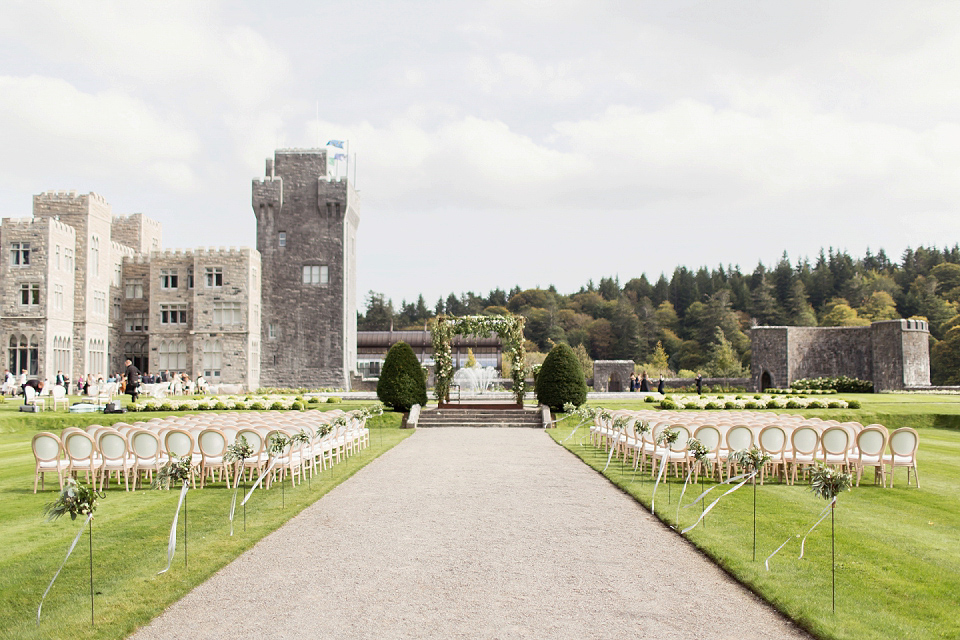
430;314;526;405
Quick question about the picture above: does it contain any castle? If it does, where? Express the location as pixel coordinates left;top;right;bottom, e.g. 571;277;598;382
0;148;356;391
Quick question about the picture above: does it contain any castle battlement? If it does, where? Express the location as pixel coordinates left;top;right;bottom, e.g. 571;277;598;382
34;190;109;205
113;213;163;229
111;241;135;257
150;247;255;259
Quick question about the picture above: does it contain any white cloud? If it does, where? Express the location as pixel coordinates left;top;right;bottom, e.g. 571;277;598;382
0;75;200;190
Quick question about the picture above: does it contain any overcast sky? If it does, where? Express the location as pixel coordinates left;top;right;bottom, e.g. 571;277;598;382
1;1;959;307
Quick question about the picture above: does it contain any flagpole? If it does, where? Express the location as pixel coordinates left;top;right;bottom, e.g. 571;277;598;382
345;141;350;182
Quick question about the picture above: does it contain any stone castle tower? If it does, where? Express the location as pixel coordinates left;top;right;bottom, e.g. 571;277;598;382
253;149;359;389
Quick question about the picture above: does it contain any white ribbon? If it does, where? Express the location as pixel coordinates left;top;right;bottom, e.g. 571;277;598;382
650;448;670;516
228;480;241;536
674;463;698;524
765;497;836;570
240;458;277;507
602;429;621;472
680;471;756;535
38;513;93;622
158;482;190;575
560;418;588;443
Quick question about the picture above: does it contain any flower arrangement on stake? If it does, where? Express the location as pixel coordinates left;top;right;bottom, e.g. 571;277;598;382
731;447;772;560
603;415;631;473
811;463;852;612
39;478;103;625
561;404;596;445
677;438;711;526
154;455;193;573
268;433;291;508
651;429;680;514
632;421;651;482
224;436;254;534
290;429;312;488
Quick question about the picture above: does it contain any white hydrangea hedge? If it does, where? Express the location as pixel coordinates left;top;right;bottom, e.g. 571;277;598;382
660;394;855;410
130;394;344;412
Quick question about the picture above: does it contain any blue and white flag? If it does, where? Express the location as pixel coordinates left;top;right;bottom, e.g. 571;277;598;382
333;153;347;161
326;140;345;148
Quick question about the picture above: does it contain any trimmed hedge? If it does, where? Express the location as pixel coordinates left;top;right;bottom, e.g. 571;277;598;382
376;341;427;412
535;343;587;411
791;376;874;393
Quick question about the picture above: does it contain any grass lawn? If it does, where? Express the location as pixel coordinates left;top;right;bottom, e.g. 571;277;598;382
549;395;960;640
0;400;411;640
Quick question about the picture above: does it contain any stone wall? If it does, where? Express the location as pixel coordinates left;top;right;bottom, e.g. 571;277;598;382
750;320;931;391
593;360;635;392
750;327;789;389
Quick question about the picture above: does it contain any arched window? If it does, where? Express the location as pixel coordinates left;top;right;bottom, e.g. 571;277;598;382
175;340;187;370
158;341;169;370
28;335;39;376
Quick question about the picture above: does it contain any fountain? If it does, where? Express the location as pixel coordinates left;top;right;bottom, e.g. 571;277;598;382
453;365;498;395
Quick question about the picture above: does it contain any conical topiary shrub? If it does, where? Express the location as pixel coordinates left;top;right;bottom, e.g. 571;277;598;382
536;343;587;411
377;341;427;411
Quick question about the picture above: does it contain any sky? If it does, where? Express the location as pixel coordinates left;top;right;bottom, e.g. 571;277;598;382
1;1;959;308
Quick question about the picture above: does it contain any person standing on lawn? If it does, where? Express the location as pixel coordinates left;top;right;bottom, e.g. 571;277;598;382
125;359;140;403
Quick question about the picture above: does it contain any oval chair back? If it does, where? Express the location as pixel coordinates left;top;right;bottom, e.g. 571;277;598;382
886;427;920;488
32;432;66;492
820;426;851;471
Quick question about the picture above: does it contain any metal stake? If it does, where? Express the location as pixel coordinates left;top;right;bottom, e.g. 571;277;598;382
89;517;94;626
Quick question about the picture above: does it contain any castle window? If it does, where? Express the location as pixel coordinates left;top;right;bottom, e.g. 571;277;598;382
93;290;106;316
278;232;286;247
158;340;187;371
10;243;30;266
268;323;277;340
53;284;64;311
125;312;148;332
9;334;39;376
113;302;121;321
114;264;122;287
160;303;188;325
65;248;74;272
203;339;222;378
56;245;61;270
90;236;100;277
205;267;223;288
19;283;40;306
302;265;328;285
125;279;143;299
187;268;194;289
160;269;179;290
213;301;243;325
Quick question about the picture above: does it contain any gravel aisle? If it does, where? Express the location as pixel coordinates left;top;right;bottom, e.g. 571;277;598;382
131;429;810;639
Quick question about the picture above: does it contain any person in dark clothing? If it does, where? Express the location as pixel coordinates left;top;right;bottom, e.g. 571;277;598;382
629;373;637;392
657;374;664;394
125;359;140;402
22;379;43;405
639;371;650;392
695;373;703;395
55;370;69;394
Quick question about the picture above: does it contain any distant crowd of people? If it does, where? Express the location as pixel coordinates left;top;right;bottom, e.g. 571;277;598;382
1;365;208;401
629;372;703;394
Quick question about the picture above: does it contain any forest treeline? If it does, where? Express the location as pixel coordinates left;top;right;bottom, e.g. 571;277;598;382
359;246;960;384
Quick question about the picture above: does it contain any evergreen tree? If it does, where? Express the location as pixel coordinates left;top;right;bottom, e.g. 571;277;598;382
772;251;794;307
652;274;670;307
360;291;394;330
786;280;818;326
750;276;783;325
376;341;427;411
705;327;747;377
535;343;587;411
610;297;640;360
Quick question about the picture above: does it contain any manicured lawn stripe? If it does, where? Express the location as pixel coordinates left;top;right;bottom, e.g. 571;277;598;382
550;405;960;640
0;403;410;640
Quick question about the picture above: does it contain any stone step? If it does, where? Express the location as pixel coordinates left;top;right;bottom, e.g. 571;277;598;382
417;408;543;428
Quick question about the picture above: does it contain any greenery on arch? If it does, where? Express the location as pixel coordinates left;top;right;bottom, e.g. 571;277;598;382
431;314;526;404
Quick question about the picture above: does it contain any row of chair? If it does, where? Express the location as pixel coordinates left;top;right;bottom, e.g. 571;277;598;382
590;410;920;488
31;410;370;493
